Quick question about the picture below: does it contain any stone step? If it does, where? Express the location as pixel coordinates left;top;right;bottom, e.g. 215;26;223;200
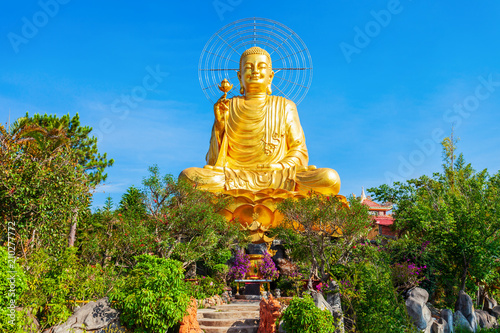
199;317;259;327
200;310;259;320
198;325;259;333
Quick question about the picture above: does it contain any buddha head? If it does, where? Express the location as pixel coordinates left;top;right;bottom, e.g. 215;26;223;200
238;47;274;96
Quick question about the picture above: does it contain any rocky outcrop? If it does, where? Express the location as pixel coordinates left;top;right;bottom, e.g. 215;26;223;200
456;290;474;319
431;317;451;333
489;305;500;319
475;310;498;329
441;309;454;333
453;310;473;332
312;289;344;333
50;297;122;333
179;298;202;333
406;287;433;332
257;294;281;333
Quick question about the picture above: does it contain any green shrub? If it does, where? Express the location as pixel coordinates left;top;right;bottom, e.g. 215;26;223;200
20;247;114;329
280;295;339;333
344;261;417;333
0;246;29;332
110;254;190;333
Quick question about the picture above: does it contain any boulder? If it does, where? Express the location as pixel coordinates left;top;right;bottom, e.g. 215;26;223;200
488;305;500;319
456;290;474;319
432;317;451;333
179;298;202;333
484;295;498;311
51;297;121;333
258;294;282;333
440;309;454;333
453;310;473;332
467;312;477;332
406;287;433;331
316;283;344;333
475;310;499;329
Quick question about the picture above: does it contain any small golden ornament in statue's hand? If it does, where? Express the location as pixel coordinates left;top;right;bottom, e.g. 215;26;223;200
214;79;232;132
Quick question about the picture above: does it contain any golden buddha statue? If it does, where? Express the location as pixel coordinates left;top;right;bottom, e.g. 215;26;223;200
180;46;340;197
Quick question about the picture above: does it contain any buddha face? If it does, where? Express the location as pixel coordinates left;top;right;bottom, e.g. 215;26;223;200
238;53;274;95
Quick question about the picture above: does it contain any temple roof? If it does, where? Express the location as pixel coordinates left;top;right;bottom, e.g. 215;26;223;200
360;187;393;211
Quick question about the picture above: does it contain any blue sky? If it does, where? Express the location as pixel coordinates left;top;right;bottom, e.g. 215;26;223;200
1;1;500;209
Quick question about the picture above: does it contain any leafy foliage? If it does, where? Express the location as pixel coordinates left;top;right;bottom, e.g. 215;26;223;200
277;194;371;283
19;247;113;329
0;246;28;332
280;295;338;333
369;138;500;304
0;123;92;256
110;255;190;333
141;165;247;269
9;112;114;185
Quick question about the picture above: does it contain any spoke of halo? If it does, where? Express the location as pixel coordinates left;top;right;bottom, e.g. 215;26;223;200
205;51;239;64
274;49;307;63
275;76;308;89
216;33;240;55
269;32;294;57
272;83;290;100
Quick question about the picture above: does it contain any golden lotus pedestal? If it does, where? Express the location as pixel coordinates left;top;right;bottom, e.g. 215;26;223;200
218;189;307;243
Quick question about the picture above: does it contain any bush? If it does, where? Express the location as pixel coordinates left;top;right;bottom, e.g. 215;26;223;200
187;276;225;300
345;261;416;333
280;295;338;333
20;247;113;329
110;255;190;333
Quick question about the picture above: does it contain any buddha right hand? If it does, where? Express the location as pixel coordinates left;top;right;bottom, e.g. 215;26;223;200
214;96;229;131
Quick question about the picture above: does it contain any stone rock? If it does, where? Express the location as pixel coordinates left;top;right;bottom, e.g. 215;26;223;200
484;295;498;311
440;309;454;333
258;294;282;333
475;310;499;329
432;318;451;333
454;310;473;332
312;290;344;333
406;287;433;331
427;302;442;318
456;290;474;319
179;298;202;333
489;305;500;318
51;297;120;333
312;290;334;313
467;312;477;332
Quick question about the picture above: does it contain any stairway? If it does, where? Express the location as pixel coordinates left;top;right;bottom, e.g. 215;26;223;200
197;301;260;333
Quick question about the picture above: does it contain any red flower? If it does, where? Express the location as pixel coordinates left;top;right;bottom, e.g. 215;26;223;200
140;244;145;247
118;213;122;217
353;246;356;249
154;199;157;203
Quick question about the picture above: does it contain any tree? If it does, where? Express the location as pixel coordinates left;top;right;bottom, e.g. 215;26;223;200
9;112;114;185
0;123;91;257
141;165;247;270
7;112;114;247
369;139;500;299
276;194;372;285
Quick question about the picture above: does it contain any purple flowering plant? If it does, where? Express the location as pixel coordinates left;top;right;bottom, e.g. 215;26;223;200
258;251;279;280
391;261;426;293
228;249;250;280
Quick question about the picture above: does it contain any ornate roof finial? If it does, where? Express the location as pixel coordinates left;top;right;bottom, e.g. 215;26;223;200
361;187;367;202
